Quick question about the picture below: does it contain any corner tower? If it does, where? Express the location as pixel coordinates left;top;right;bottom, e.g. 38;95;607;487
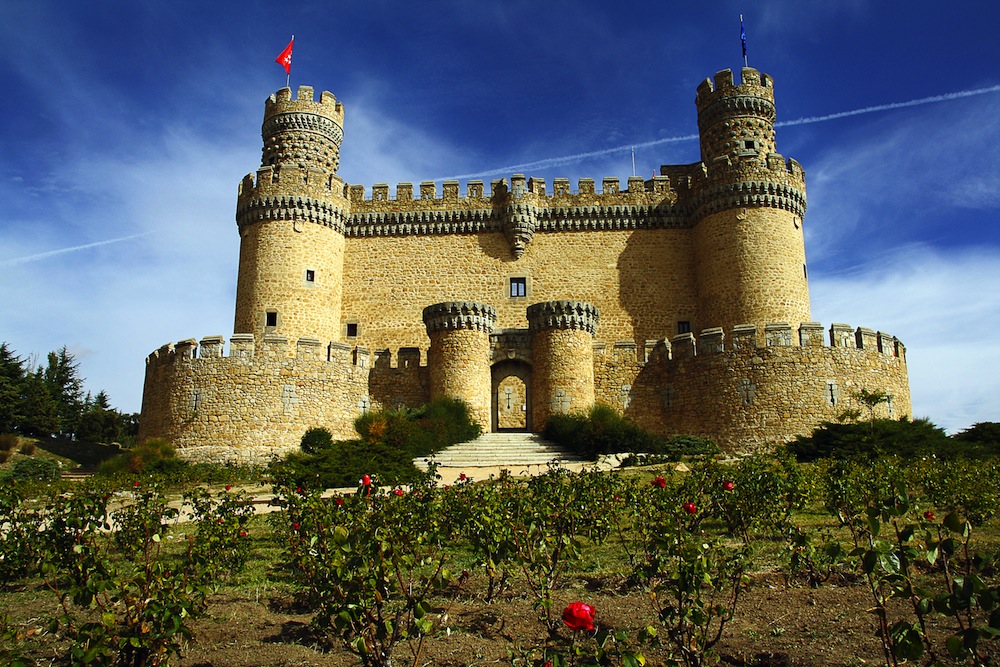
691;68;810;333
234;86;349;345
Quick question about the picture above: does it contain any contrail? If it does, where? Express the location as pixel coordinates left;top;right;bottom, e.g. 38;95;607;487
775;85;1000;127
432;84;1000;181
0;233;149;267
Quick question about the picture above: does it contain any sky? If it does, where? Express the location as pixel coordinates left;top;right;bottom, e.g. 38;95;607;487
1;2;998;434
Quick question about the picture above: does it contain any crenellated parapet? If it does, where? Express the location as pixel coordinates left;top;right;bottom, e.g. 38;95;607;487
526;301;600;336
689;168;806;220
614;322;908;362
422;301;497;334
236;181;349;233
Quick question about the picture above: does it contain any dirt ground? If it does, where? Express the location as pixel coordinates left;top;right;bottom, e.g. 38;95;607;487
157;571;992;667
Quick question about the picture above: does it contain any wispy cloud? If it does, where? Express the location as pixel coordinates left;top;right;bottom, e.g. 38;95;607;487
0;234;150;267
430;85;1000;182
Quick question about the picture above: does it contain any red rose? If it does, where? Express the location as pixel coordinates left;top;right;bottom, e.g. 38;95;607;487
292;522;300;531
225;485;232;491
683;502;697;514
296;486;303;494
133;481;140;488
924;510;935;521
459;473;467;481
362;474;372;487
722;481;735;491
651;476;666;488
562;601;596;632
239;530;247;537
394;488;404;496
335;497;344;506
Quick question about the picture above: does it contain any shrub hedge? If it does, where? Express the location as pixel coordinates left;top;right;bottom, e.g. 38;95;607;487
270;397;481;490
542;404;719;460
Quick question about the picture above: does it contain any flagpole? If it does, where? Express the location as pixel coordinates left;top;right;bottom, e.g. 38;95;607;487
631;146;636;177
287;34;293;88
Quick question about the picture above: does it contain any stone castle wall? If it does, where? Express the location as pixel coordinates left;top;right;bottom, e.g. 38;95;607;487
138;321;909;462
592;322;910;453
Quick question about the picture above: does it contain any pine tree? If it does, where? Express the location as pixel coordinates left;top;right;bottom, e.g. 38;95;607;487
0;342;25;433
43;346;84;435
19;369;59;437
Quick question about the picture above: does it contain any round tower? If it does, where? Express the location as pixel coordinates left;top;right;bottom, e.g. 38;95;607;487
233;86;349;346
527;301;599;431
423;302;497;431
691;68;810;334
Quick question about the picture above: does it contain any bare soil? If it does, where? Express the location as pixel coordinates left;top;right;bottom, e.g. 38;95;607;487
163;571;977;667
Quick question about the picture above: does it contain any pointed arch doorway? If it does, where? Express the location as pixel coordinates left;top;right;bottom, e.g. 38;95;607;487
491;359;532;432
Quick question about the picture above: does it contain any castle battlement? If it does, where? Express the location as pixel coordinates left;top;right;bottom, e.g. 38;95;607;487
144;335;437;373
264;85;344;126
144;320;906;375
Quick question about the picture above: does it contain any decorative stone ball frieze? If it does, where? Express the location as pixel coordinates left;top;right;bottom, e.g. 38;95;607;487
526;301;600;336
422;301;497;334
262;112;344;150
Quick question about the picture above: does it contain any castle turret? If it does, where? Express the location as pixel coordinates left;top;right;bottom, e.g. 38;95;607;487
233;86;349;346
527;301;599;431
423;302;497;431
691;68;810;334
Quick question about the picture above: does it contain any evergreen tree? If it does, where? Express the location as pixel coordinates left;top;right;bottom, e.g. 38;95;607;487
0;342;25;433
18;369;59;437
77;391;121;443
43;346;84;435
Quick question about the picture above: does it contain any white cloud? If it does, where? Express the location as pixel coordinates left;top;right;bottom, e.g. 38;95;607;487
811;244;1000;433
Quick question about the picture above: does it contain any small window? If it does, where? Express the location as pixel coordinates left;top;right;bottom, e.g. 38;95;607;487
677;321;691;335
265;311;278;327
510;277;527;298
346;323;358;338
305;269;315;282
744;140;756;150
803;264;808;279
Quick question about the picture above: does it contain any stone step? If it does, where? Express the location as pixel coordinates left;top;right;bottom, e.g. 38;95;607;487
415;432;584;468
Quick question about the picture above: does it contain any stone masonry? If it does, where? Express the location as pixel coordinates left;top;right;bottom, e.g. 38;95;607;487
138;67;911;463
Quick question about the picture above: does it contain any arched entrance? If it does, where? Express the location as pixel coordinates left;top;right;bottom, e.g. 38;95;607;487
491;359;532;432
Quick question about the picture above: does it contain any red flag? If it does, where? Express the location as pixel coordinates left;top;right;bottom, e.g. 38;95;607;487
275;37;293;75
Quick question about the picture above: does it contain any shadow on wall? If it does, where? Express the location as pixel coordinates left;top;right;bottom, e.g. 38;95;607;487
617;229;699;346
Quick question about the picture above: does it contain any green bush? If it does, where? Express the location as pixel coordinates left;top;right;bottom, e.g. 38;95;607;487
6;456;60;482
97;438;179;477
0;434;17;452
787;417;953;461
17;441;35;456
543;404;714;461
300;427;334;454
273;398;480;490
270;439;429;490
951;421;1000;458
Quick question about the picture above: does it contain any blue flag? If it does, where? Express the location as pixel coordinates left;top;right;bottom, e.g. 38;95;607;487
740;15;747;61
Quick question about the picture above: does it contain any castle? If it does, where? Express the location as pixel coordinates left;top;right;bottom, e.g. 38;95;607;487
137;67;911;463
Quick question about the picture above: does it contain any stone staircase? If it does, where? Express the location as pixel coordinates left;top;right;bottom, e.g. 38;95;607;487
415;432;594;481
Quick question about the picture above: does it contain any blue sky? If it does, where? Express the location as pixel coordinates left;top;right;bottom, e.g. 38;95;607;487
1;2;998;433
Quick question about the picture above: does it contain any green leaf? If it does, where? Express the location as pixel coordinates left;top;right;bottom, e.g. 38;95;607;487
946;634;965;658
943;511;968;536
